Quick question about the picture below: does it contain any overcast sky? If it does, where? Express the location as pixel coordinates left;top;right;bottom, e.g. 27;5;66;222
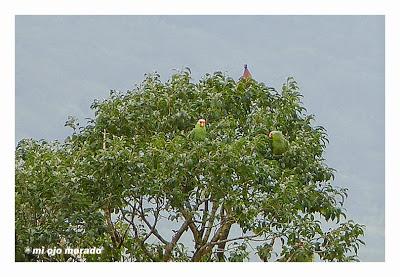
15;15;384;261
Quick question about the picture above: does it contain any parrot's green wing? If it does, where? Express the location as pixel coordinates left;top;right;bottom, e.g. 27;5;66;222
271;131;289;155
190;123;206;141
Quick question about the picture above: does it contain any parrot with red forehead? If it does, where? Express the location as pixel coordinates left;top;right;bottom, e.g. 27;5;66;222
269;131;289;155
191;119;207;141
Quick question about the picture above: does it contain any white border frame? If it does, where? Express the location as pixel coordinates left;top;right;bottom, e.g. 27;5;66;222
1;1;398;276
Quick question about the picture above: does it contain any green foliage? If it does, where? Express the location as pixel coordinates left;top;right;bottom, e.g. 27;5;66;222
228;243;250;262
15;69;365;262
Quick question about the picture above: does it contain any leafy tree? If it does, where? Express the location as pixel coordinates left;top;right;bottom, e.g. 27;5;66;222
15;69;365;262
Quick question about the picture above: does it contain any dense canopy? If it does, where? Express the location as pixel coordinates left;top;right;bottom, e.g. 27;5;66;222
15;69;364;262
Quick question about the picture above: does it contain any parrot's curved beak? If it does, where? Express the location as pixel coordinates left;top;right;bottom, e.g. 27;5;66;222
268;132;272;138
199;119;206;127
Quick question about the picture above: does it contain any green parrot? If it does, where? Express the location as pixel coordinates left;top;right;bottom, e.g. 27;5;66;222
269;131;289;155
190;119;207;141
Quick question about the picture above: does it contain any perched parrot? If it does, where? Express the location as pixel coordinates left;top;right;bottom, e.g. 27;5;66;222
269;131;289;155
190;119;207;141
242;64;252;79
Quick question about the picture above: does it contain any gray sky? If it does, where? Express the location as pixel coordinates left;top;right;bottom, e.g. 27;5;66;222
15;15;384;261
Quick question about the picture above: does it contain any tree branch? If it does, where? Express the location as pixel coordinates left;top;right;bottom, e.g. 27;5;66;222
192;206;233;262
199;200;209;239
216;204;232;261
202;200;218;244
139;198;169;245
163;219;190;261
180;208;202;249
209;234;259;247
103;202;121;248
